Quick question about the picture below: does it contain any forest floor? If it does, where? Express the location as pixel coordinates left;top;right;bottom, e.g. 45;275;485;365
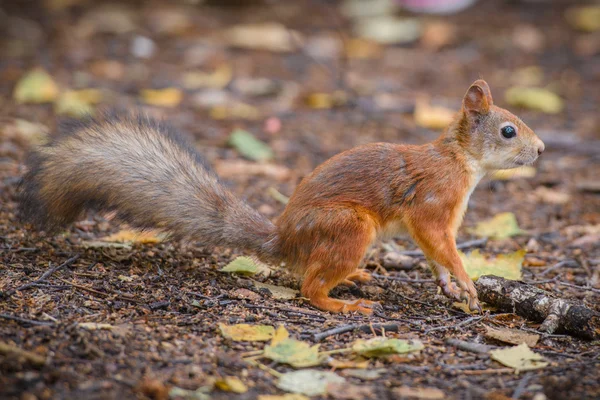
0;1;599;399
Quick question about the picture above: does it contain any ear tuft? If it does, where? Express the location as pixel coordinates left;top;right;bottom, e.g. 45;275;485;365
463;80;492;115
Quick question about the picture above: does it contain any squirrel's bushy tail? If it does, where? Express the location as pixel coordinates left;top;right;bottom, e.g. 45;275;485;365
18;113;278;259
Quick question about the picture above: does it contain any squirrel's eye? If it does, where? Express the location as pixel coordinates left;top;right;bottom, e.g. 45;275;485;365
501;125;517;139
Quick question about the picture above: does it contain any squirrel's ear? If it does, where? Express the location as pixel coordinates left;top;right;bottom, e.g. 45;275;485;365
463;80;493;115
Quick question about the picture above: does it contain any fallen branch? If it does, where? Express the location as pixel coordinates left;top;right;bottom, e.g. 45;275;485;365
476;275;600;340
445;338;496;354
392;238;487;257
313;323;402;341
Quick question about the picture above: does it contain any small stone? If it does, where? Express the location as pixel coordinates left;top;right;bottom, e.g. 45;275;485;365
382;252;416;269
131;36;156;59
525;238;541;252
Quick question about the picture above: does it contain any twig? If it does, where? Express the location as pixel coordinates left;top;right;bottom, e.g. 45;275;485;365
539;260;578;277
462;368;515;375
555;281;600;294
392;239;488;257
424;316;483;334
445;338;496;354
0;342;47;366
372;274;435;283
0;313;55;327
512;372;533;399
3;254;80;297
313;322;406;341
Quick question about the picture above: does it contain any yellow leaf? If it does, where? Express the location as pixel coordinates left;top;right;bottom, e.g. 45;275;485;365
459;249;525;281
271;325;290;346
490;343;548;372
258;395;310;400
55;89;102;117
414;99;455;130
505;86;563;114
264;326;322;368
101;229;164;244
351;337;424;358
14;68;59;104
214;377;247;394
224;23;303;52
220;256;265;276
218;323;275;342
492;166;536;180
305;91;347;109
565;6;600;32
140;88;183;107
469;212;524;239
182;64;232;89
210;103;261;120
253;281;298;300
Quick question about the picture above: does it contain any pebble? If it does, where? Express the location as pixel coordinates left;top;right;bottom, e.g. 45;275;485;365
131;35;156;59
382;252;416;269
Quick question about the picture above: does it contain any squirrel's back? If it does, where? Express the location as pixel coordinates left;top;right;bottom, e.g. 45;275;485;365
19;113;277;257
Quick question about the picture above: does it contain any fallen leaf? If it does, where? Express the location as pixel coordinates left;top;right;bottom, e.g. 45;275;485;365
224;23;303;52
221;258;257;277
264;326;322;368
11;119;49;145
354;16;421;45
345;38;383;59
505;87;564;114
452;301;496;314
218;323;275;342
168;386;211;400
490;343;548;372
305;91;347;109
253;281;298;300
469;212;525;239
258;395;310;400
14;68;59;104
214;160;291;180
392;386;445;400
140;88;183;107
231;288;261;301
82;240;132;250
531;186;571;205
420;21;456;50
220;256;271;276
565;5;600;32
55;89;102;117
214;376;247;394
460;249;525;281
228;129;274;162
267;187;290;205
340;368;383;380
233;78;281;97
327;382;375;400
182;65;232;89
414;99;455;130
210;103;261;120
341;0;399;19
277;370;345;396
78;322;114;330
351;337;424;357
101;229;164;244
484;326;540;347
492;167;536;180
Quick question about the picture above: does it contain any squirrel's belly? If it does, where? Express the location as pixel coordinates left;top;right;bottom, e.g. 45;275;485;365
378;219;408;240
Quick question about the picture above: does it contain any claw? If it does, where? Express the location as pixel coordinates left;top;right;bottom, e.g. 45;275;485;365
468;297;482;313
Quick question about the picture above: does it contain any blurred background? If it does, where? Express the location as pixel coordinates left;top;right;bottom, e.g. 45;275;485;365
1;2;599;399
1;0;599;261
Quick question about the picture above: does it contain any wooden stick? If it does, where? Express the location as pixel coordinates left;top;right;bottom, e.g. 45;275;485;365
476;275;600;340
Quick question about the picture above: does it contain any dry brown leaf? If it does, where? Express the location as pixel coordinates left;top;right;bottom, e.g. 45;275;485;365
484;326;540;347
393;386;445;400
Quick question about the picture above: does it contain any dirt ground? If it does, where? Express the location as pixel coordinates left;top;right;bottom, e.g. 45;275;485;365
1;1;599;399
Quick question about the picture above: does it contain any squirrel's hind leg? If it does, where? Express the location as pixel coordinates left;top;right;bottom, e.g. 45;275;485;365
300;219;379;315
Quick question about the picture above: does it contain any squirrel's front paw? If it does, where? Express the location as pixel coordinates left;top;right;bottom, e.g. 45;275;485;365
457;280;482;313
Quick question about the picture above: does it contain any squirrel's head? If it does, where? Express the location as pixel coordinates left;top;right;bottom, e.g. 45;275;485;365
457;79;545;171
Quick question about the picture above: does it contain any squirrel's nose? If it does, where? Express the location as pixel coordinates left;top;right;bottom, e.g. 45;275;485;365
536;140;545;156
536;138;546;156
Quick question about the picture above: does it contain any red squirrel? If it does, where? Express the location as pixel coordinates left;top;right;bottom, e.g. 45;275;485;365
19;80;544;314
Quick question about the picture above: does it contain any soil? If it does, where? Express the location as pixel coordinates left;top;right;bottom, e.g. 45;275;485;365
0;1;599;399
